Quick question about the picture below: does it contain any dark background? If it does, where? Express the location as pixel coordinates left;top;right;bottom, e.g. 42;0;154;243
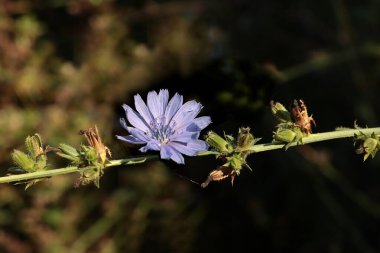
0;0;380;252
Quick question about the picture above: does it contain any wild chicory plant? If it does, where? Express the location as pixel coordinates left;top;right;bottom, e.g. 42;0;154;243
4;93;380;189
116;89;211;164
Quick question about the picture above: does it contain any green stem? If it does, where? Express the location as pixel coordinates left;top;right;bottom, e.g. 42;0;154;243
0;166;79;184
0;128;379;185
106;155;159;167
251;127;380;153
0;155;160;184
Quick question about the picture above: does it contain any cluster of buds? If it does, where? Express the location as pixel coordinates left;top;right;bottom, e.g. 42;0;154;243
56;126;111;187
271;100;316;149
354;131;380;161
9;134;51;189
199;127;261;187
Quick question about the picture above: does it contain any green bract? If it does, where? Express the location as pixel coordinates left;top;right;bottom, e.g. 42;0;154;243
354;131;380;161
9;134;49;189
56;126;111;188
270;100;314;149
200;127;261;187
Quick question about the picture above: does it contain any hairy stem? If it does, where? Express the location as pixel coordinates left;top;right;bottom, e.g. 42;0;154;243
0;155;160;184
251;127;380;153
0;128;379;185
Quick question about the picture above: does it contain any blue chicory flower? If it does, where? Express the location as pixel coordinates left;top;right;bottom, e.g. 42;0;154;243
116;89;211;164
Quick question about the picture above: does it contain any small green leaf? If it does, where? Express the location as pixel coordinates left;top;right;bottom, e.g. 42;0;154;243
126;158;147;165
244;162;253;171
197;151;220;156
58;143;80;157
56;152;81;163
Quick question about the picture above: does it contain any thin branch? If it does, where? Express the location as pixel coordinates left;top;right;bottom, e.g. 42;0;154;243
251;127;380;153
0;128;379;185
0;155;160;184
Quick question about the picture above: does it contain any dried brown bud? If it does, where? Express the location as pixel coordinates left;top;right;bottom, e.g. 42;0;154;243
80;125;111;164
201;166;236;188
291;99;316;134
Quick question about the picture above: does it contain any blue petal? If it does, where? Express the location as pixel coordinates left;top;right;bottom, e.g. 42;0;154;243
134;94;154;125
160;144;185;164
119;118;128;131
116;135;145;144
139;140;161;152
147;91;160;118
171;101;202;129
158;89;169;115
160;144;172;160
182;116;212;132
188;139;209;151
164;93;183;125
122;104;150;132
171;140;208;156
170;149;185;164
170;131;199;142
171;142;196;156
127;127;150;142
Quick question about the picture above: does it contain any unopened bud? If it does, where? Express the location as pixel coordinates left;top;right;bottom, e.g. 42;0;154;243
11;150;35;172
363;137;379;161
25;134;43;158
237;127;254;150
270;101;292;123
274;129;297;143
205;131;233;153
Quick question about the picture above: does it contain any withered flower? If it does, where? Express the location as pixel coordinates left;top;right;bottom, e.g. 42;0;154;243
80;125;111;164
291;99;316;134
201;166;236;188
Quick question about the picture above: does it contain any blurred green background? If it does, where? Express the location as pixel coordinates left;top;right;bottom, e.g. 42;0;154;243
1;0;380;252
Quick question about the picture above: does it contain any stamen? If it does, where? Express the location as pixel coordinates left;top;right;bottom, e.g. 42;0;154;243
149;117;176;144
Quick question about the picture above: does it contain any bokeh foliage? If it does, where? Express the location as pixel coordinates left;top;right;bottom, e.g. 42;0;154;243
1;0;380;252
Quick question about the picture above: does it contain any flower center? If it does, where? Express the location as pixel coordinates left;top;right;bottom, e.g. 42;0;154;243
149;117;175;144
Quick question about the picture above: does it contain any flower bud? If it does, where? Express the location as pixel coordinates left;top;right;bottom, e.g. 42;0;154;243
273;129;297;143
11;150;35;172
237;127;254;150
270;101;292;123
205;131;233;153
362;137;379;161
25;134;43;158
354;132;380;161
